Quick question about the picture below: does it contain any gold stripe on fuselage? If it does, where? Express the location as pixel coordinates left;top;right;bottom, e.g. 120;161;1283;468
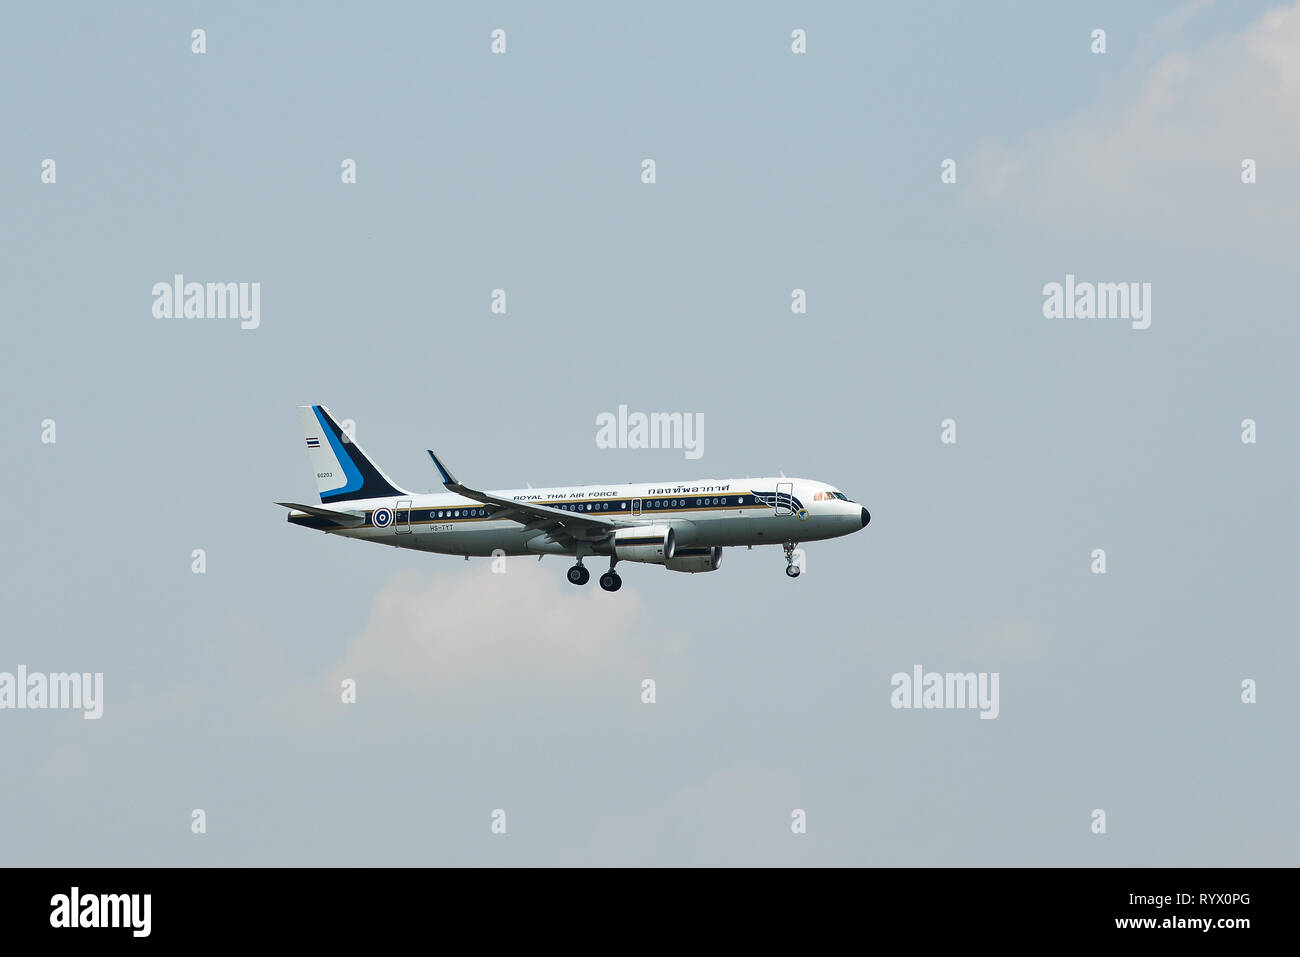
346;496;772;527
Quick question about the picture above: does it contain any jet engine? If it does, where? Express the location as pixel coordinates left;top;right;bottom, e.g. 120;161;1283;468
611;525;675;564
665;546;723;573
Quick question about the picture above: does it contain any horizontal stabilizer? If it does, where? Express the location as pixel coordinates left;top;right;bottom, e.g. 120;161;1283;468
276;502;367;527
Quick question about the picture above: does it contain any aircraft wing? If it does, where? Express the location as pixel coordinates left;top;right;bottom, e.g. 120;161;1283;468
427;451;627;547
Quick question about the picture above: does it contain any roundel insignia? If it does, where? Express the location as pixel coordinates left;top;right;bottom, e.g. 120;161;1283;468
796;508;810;521
372;507;394;528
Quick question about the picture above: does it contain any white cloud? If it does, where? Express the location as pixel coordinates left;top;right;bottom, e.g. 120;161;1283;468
32;561;665;786
325;560;657;703
968;3;1300;239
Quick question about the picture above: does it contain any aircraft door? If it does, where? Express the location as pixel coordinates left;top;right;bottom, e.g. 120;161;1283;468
396;499;412;534
775;482;794;516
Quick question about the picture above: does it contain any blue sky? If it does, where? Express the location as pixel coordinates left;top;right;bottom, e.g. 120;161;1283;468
1;1;1296;865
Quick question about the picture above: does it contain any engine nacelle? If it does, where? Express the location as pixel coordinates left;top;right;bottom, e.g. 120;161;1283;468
665;546;723;573
612;525;675;564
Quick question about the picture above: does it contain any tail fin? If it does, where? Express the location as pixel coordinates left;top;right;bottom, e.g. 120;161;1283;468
296;404;410;503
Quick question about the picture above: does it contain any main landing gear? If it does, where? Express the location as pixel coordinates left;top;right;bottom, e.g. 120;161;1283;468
599;557;622;592
784;542;801;579
569;557;622;591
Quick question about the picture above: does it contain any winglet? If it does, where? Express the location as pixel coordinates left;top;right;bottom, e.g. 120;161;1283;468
427;450;458;487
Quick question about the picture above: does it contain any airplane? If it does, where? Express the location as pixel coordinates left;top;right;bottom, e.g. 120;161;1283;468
278;405;870;591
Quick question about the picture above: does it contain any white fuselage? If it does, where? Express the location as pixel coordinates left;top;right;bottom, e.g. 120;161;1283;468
290;476;865;557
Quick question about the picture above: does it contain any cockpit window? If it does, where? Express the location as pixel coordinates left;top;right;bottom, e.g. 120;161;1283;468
813;489;852;502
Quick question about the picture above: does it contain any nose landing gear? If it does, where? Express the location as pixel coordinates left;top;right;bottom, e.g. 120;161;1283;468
783;542;801;579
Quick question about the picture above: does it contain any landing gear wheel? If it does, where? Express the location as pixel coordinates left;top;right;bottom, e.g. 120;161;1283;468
567;564;590;585
783;541;801;578
599;572;622;592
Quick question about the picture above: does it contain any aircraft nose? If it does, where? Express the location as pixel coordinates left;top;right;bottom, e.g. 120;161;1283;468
861;507;871;528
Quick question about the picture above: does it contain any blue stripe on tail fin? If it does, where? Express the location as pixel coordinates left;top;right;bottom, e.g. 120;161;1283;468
306;405;409;503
